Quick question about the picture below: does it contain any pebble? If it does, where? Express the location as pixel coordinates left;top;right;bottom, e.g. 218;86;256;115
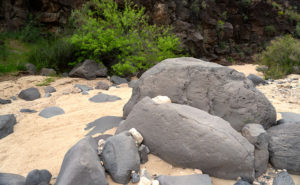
129;128;144;146
132;172;140;183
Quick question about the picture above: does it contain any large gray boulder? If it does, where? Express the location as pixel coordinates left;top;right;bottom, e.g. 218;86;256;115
123;57;276;131
242;124;269;177
69;60;107;80
0;173;25;185
117;97;255;180
55;137;108;185
268;122;300;174
0;114;17;139
102;131;140;184
157;174;212;185
18;87;41;101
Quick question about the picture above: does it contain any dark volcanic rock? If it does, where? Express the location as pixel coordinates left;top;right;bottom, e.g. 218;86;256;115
157;174;212;185
0;114;17;139
44;86;56;94
247;74;267;86
18;87;41;101
268;122;300;174
102;131;140;184
0;98;11;104
273;171;295;185
20;109;37;113
117;97;255;180
95;81;110;90
123;58;276;132
55;137;108;185
69;60;107;80
39;106;65;118
25;169;52;185
85;116;122;136
0;173;25;185
242;124;269;177
89;93;121;103
110;76;128;85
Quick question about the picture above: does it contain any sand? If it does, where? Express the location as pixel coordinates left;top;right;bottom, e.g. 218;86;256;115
0;65;300;185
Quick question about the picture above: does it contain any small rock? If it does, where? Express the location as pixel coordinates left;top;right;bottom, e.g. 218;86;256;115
39;106;65;118
62;72;68;77
18;87;41;101
25;63;36;75
111;75;128;85
152;96;171;104
256;65;268;72
44;93;51;98
0;98;11;104
273;171;295;185
10;96;17;101
44;86;56;94
40;68;56;76
0;114;17;139
82;91;89;95
132;172;140;183
247;74;267;86
140;168;152;180
74;84;93;92
89;94;121;103
20;109;37;113
95;81;110;90
138;177;152;185
25;169;52;185
139;145;149;164
97;139;105;155
129;128;144;145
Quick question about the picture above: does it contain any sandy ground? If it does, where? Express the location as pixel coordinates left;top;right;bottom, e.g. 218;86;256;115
0;65;300;185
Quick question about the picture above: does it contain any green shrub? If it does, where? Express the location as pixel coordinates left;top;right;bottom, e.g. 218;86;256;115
264;25;276;36
28;39;77;72
70;0;182;76
295;22;300;38
259;35;300;79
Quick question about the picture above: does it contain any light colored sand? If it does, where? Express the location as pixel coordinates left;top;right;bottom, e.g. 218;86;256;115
0;65;300;185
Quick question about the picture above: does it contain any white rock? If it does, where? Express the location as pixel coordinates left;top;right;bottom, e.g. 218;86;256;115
138;177;152;185
129;128;143;145
152;180;160;185
152;96;171;104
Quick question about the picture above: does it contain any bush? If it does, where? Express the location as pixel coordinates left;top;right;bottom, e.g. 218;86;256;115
28;39;77;72
70;0;182;76
259;35;300;79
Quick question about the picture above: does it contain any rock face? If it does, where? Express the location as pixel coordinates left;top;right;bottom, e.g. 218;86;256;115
273;171;295;185
102;132;140;184
268;122;300;174
18;87;41;101
118;97;255;180
242;124;269;177
0;173;25;185
55;137;108;185
123;58;276;131
0;114;17;139
69;60;107;80
39;106;65;118
157;174;212;185
25;169;52;185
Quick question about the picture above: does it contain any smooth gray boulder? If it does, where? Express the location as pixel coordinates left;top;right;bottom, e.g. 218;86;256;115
247;74;267;86
0;98;11;104
123;57;276;131
273;171;295;185
110;76;128;85
40;68;56;76
89;93;121;103
268;122;300;174
18;87;41;101
0;114;17;139
102;131;140;184
242;124;269;177
0;173;25;185
95;81;109;90
39;106;65;118
117;97;255;180
55;137;108;185
44;86;56;94
69;60;107;80
25;169;52;185
157;174;212;185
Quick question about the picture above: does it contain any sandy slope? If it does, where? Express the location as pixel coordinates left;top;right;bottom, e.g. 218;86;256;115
0;65;299;185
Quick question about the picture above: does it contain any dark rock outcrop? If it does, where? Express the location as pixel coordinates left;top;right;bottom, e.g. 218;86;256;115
0;114;17;139
69;60;107;80
102;131;140;184
55;137;108;185
124;57;276;132
18;87;41;101
118;97;255;180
